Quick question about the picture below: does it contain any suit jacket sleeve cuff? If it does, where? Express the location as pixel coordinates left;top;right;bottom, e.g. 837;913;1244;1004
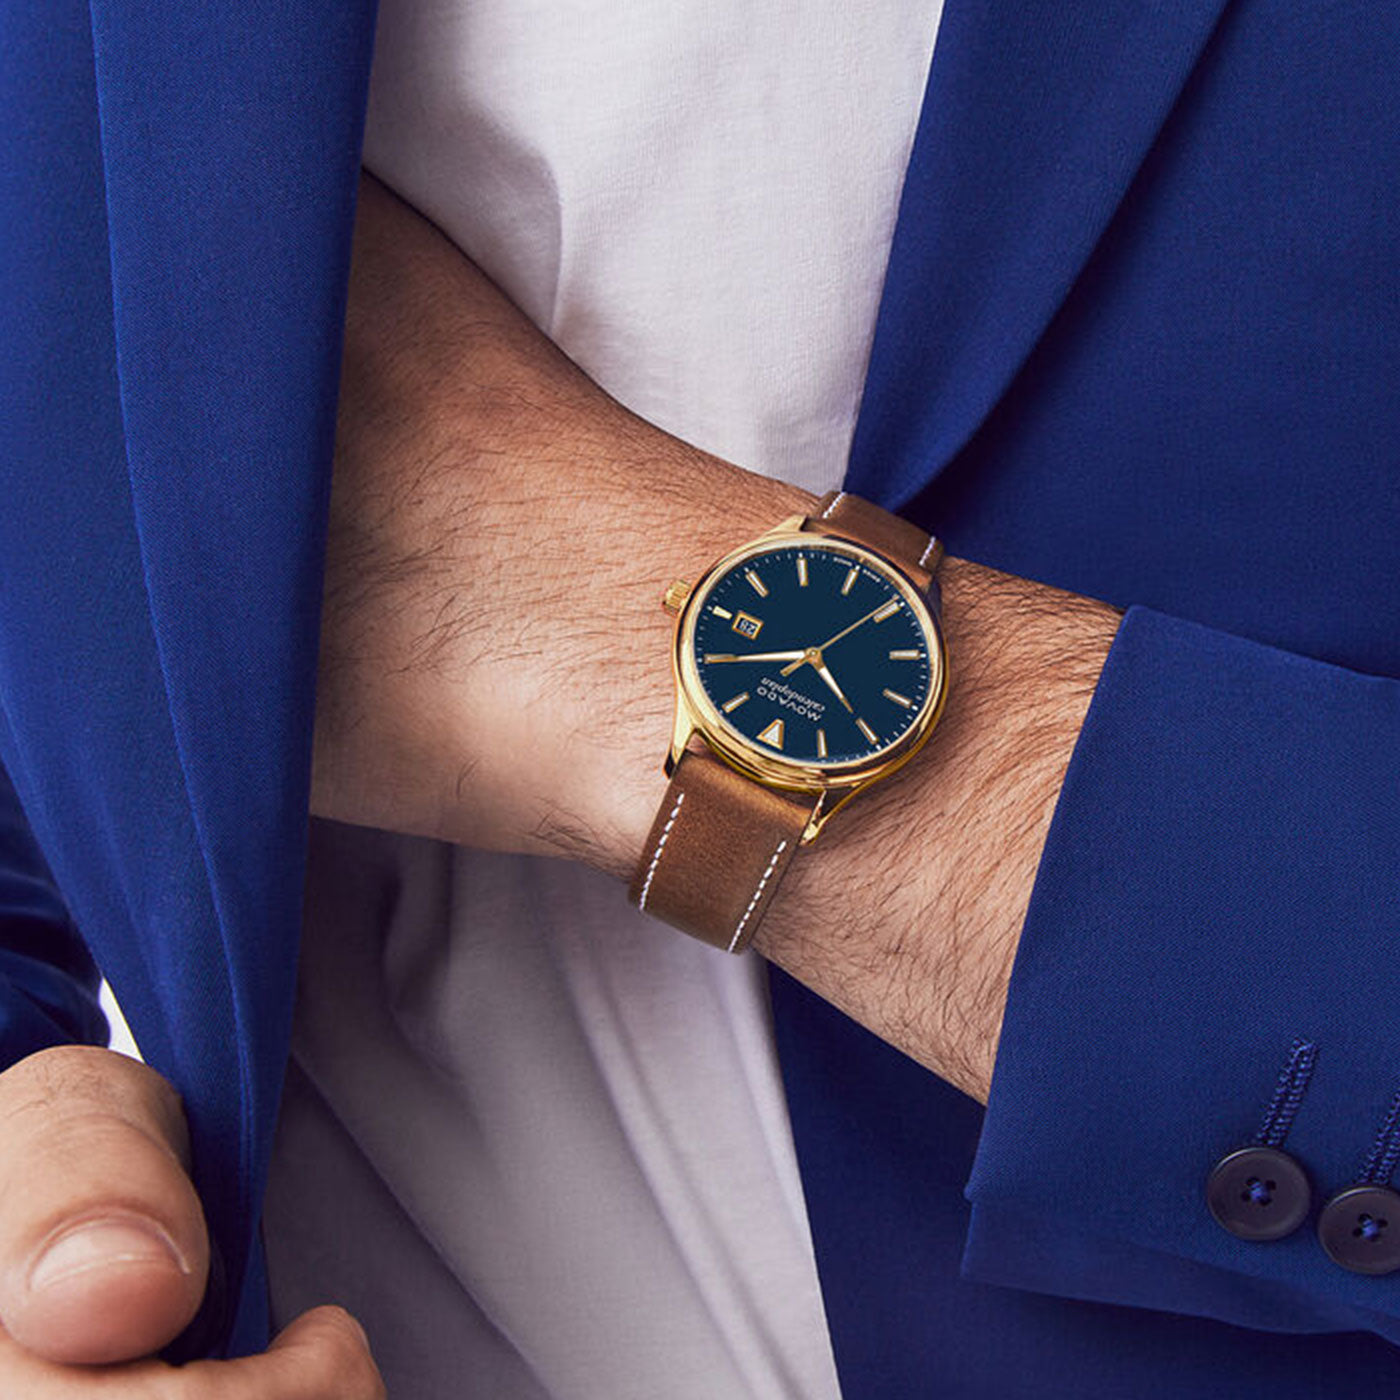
966;604;1400;1341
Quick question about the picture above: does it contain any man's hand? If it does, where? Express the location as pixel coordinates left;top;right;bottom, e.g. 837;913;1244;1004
0;1046;384;1395
314;174;1120;1102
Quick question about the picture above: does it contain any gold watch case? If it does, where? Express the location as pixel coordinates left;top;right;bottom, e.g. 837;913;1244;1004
663;514;949;844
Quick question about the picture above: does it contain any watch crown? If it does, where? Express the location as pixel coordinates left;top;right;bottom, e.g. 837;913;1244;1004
662;579;692;615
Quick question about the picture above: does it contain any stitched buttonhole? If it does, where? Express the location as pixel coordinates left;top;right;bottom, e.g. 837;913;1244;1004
1257;1038;1319;1149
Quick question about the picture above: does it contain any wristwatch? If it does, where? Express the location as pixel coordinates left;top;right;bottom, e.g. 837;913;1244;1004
629;490;948;953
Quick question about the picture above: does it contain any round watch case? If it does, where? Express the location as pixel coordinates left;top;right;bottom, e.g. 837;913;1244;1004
669;529;948;815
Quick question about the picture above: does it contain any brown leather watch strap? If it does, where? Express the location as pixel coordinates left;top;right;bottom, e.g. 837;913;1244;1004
805;490;943;592
630;492;943;952
629;748;816;953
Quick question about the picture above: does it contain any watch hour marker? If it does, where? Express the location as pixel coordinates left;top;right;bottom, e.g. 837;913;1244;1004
722;692;750;713
816;728;828;759
873;599;900;623
856;717;878;744
882;688;913;709
745;569;769;598
841;565;859;596
711;605;733;619
757;718;785;749
888;649;920;660
796;556;809;587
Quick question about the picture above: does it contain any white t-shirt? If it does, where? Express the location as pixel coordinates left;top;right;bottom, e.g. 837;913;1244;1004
263;3;945;1396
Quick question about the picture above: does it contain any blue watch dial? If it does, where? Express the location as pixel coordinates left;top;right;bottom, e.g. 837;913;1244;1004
691;542;934;765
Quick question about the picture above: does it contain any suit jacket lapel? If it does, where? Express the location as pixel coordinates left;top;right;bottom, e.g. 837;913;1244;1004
86;0;377;1351
845;0;1231;511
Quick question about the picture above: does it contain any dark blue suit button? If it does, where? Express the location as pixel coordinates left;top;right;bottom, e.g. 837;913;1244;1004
1207;1146;1310;1241
1318;1185;1400;1275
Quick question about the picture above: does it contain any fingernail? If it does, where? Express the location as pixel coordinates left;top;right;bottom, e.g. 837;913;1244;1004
28;1215;190;1293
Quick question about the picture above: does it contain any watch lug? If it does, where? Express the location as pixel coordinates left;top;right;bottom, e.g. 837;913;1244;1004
666;703;695;775
802;780;873;842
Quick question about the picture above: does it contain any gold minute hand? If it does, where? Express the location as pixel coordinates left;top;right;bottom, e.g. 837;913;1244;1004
779;601;889;676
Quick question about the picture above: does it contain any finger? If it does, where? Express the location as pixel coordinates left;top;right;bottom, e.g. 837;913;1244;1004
0;1046;210;1365
0;1307;383;1400
174;1306;385;1400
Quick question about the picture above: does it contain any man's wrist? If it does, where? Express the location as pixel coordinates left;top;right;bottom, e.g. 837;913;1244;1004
749;554;1119;1099
564;488;1118;1101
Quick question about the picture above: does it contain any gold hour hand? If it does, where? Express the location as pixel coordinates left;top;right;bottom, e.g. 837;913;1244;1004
703;649;808;663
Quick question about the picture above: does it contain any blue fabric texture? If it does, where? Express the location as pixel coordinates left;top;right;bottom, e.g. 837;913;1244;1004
0;0;374;1357
2;0;1400;1389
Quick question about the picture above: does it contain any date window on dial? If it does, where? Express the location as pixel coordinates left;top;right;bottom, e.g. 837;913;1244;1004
732;611;764;641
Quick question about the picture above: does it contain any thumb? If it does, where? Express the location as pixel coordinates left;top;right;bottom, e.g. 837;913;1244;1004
172;1306;386;1399
0;1045;210;1365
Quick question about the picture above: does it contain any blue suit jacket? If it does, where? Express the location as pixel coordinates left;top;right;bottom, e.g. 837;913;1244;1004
4;0;1400;1393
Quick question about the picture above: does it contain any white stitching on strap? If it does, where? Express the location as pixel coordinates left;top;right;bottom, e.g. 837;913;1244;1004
918;533;940;568
728;838;788;952
820;491;846;520
637;791;685;911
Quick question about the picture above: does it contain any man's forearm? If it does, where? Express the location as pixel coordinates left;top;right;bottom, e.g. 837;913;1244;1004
314;175;1119;1101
